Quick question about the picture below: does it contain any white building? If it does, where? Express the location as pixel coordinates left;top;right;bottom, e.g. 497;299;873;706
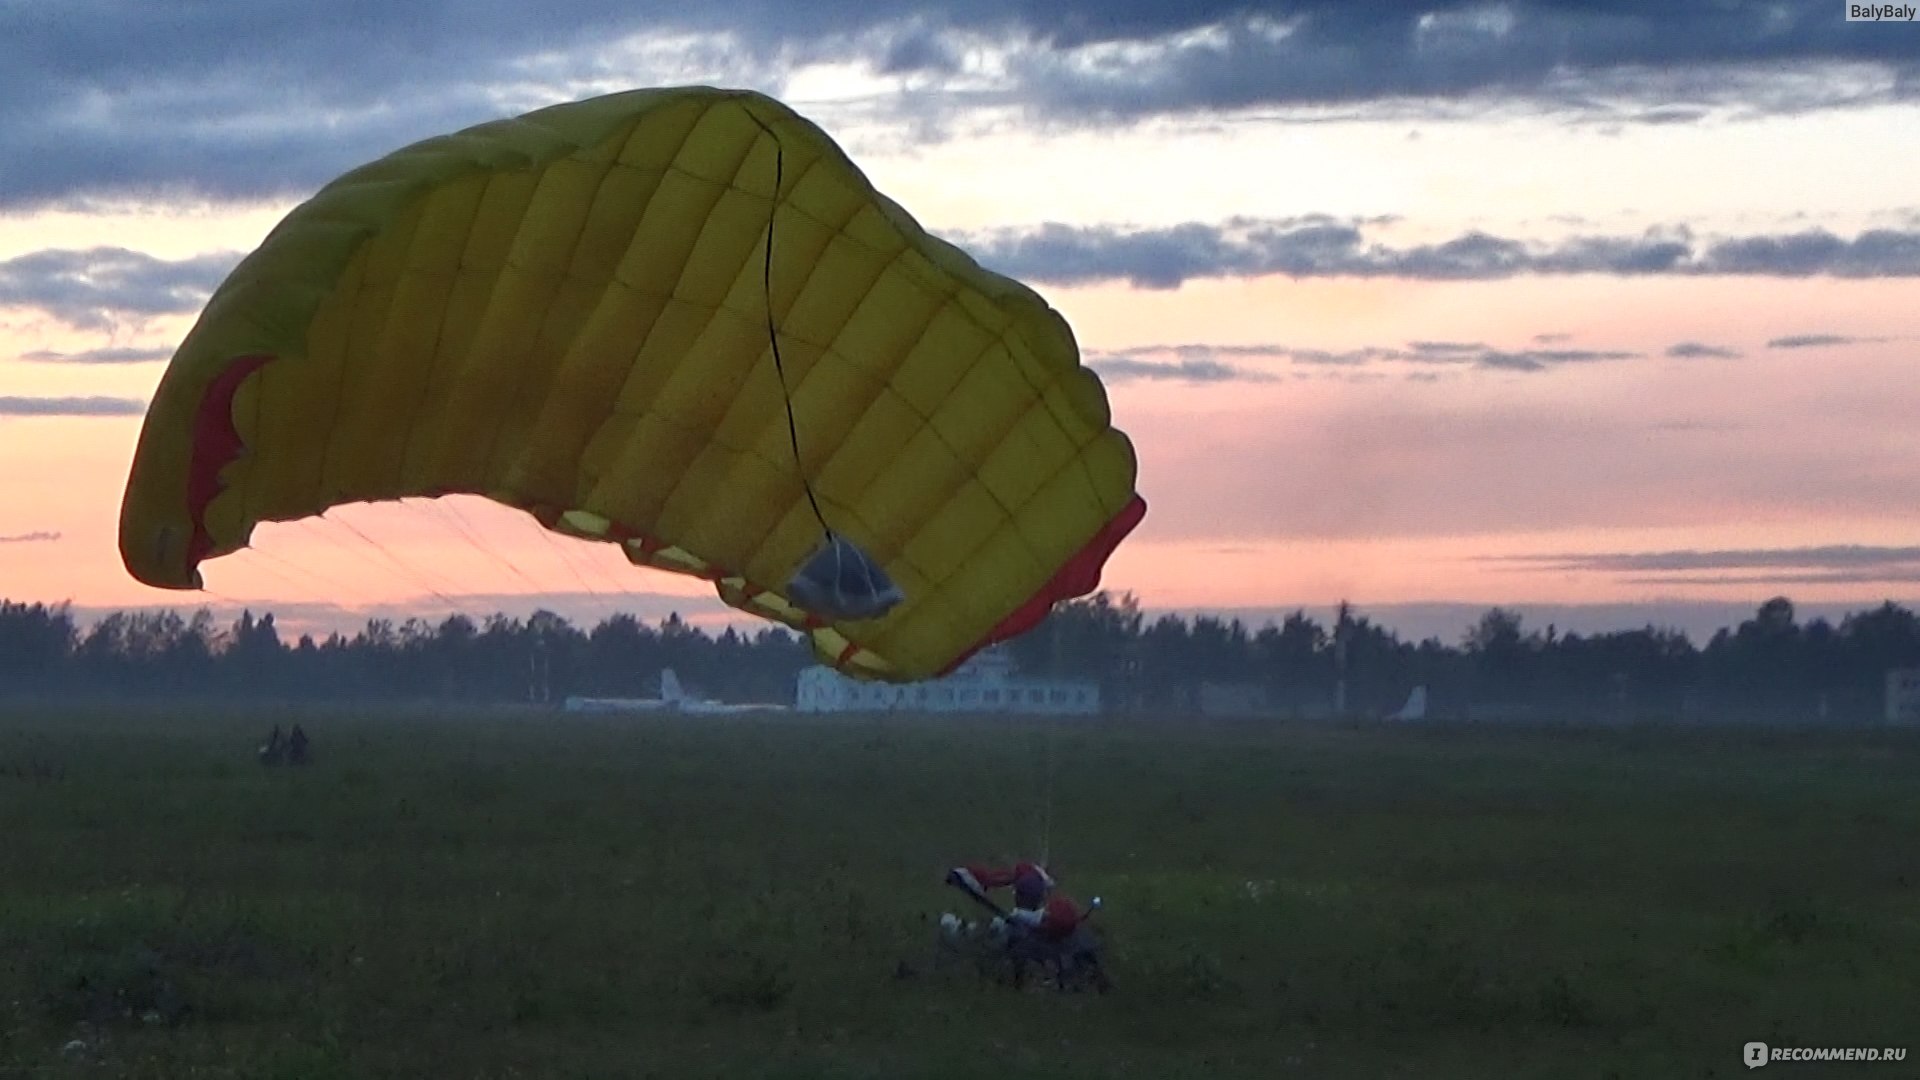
1887;668;1920;724
795;646;1099;714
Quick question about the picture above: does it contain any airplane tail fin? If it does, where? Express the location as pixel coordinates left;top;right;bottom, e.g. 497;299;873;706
1389;685;1428;721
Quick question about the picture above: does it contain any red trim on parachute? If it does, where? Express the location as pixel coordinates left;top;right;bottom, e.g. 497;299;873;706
937;492;1147;676
184;353;273;573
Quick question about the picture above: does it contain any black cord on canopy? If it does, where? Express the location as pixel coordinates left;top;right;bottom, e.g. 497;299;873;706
750;113;832;539
742;101;904;623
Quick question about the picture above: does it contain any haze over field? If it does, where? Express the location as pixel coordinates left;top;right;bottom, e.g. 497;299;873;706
2;2;1916;640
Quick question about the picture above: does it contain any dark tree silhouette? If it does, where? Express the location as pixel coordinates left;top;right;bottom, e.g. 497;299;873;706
2;592;1916;723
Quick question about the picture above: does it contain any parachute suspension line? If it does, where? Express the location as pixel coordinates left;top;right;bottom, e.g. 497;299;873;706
197;583;238;609
539;512;651;609
420;499;543;595
525;513;620;618
1037;724;1058;867
319;510;467;617
749;113;833;539
246;541;366;604
288;517;403;605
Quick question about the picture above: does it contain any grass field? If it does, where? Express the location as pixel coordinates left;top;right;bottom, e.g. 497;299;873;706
1;705;1915;1078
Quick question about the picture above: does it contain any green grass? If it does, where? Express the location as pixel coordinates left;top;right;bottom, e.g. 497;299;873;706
1;706;1915;1078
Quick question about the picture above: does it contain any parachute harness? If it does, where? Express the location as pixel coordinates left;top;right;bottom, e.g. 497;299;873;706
745;105;904;623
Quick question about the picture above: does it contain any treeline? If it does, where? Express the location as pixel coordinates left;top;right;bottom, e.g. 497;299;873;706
0;603;809;706
2;593;1918;721
1008;594;1920;723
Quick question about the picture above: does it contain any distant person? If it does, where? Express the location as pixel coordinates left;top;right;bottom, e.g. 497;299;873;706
258;725;285;766
287;724;311;766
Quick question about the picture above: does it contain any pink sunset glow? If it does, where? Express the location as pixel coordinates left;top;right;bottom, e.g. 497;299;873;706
3;8;1917;645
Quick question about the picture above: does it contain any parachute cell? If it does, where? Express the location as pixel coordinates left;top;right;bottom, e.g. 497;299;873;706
119;87;1144;680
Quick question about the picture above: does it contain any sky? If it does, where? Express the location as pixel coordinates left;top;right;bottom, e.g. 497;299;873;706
2;1;1918;645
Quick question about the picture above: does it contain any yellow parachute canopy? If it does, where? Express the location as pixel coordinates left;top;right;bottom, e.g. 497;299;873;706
119;87;1143;681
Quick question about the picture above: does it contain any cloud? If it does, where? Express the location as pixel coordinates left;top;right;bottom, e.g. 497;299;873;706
1665;341;1742;359
0;3;1915;208
0;395;146;417
0;530;60;543
1620;570;1920;586
962;219;1671;287
1407;339;1482;354
1485;545;1920;574
5;221;1918;334
1098;339;1638;376
1087;355;1276;383
18;345;173;364
1765;332;1884;349
0;248;237;331
1705;228;1920;276
964;220;1920;288
989;5;1920;124
1471;348;1637;373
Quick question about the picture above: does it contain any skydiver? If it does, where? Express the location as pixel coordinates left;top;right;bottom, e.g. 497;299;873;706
258;724;284;766
944;860;1109;990
945;860;1092;942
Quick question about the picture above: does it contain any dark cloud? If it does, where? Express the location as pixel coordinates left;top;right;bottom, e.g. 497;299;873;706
1099;339;1638;376
970;4;1920;124
1486;545;1920;574
1681;228;1920;275
1407;340;1487;356
0;395;145;417
1473;348;1637;372
0;2;1915;207
18;345;173;364
1621;570;1920;586
961;219;1686;286
1766;332;1883;349
0;3;662;208
1087;355;1277;383
0;248;237;331
1666;341;1742;359
876;20;968;76
965;220;1920;288
1706;228;1920;276
0;530;61;543
3;222;1915;339
1630;106;1711;126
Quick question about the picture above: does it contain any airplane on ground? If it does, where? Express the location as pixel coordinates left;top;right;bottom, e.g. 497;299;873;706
1384;685;1428;722
656;669;787;714
562;669;789;714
